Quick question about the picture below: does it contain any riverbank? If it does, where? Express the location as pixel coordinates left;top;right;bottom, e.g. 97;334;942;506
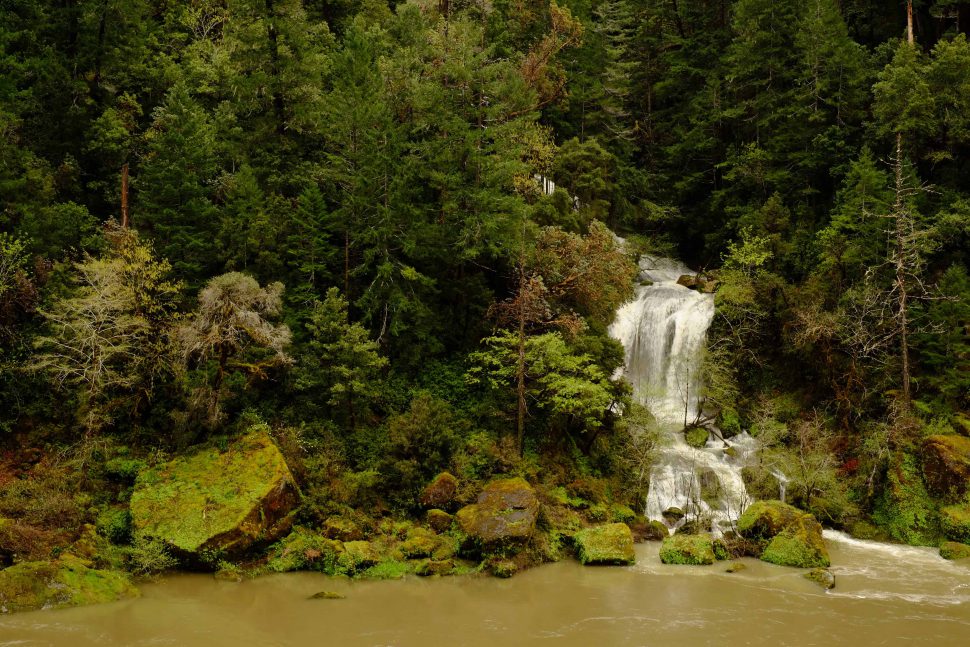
3;537;968;647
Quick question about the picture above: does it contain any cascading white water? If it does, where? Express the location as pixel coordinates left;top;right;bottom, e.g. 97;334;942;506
610;254;754;535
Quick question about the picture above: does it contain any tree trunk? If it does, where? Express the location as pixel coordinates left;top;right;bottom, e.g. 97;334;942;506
516;266;527;457
893;132;911;410
120;163;129;229
907;0;915;45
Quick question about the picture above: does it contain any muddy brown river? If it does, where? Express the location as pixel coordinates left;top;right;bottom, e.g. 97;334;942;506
2;531;969;646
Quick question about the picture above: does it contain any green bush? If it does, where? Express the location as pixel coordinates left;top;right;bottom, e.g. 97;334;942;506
96;508;133;545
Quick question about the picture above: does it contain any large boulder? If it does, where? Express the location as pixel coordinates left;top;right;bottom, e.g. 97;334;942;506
922;435;970;502
737;500;830;568
0;556;138;614
574;523;636;565
130;430;299;560
456;477;538;544
659;533;718;565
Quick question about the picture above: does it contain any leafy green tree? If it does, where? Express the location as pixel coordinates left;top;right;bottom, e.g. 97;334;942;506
468;330;617;450
137;82;220;284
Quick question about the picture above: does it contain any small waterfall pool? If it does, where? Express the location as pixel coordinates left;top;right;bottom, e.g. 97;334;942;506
609;254;754;534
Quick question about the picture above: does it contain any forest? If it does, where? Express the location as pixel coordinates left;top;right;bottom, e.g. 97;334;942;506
1;0;969;605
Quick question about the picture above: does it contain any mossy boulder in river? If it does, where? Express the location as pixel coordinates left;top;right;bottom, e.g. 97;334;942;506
737;500;830;568
659;533;719;565
939;505;970;544
574;523;635;565
130;430;299;560
922;435;970;502
456;477;538;544
939;541;970;560
0;556;138;613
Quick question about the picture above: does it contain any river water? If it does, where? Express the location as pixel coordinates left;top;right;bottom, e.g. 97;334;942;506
3;532;968;646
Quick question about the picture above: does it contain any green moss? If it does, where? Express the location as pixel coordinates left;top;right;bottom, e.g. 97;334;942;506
872;452;940;546
761;527;830;568
737;501;830;568
940;505;970;544
609;504;637;524
574;523;635;565
659;534;716;565
0;558;138;613
685;427;709;448
737;500;802;541
360;559;412;580
804;568;835;589
96;508;133;545
337;541;379;574
940;541;970;560
400;527;439;559
266;527;342;573
130;429;298;556
719;408;742;437
489;559;517;578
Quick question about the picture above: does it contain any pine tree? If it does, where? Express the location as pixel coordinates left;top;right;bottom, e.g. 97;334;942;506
137;82;220;284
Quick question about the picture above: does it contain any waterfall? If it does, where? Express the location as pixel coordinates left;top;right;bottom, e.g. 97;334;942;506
609;254;754;535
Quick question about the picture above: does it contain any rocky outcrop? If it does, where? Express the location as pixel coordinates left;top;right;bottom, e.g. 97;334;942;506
574;523;636;565
0;556;138;614
922;435;970;502
456;477;538;544
659;533;720;565
130;429;299;560
737;500;830;568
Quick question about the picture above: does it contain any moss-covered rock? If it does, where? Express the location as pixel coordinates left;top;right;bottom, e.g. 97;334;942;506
130;430;299;560
574;523;635;565
419;472;459;510
659;534;717;565
804;568;835;590
631;519;669;542
322;516;363;542
456;477;538;545
609;503;637;524
308;591;345;600
737;500;830;568
400;527;439;559
922;435;970;503
489;559;517;578
0;557;138;613
940;505;970;544
940;541;970;560
724;561;746;573
426;509;453;533
266;527;342;573
662;507;685;523
685;427;709;448
337;541;379;573
414;558;456;576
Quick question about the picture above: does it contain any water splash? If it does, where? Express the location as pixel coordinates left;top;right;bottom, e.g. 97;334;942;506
610;254;753;535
